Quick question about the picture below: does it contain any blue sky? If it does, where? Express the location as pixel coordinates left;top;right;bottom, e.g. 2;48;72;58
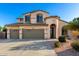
0;3;79;26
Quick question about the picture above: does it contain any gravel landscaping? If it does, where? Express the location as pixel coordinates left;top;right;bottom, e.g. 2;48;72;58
55;40;79;56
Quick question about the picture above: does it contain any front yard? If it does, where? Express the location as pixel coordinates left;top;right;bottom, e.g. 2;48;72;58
0;39;79;56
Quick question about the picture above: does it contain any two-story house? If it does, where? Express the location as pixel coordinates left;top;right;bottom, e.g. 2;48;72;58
5;10;68;39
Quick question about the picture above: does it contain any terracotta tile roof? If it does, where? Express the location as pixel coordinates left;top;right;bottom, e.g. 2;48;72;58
22;10;48;15
59;19;68;23
45;16;68;23
5;23;48;27
45;16;60;19
17;10;48;19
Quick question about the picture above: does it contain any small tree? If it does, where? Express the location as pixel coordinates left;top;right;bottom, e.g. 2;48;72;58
2;26;7;32
65;17;79;31
64;17;79;39
0;26;7;32
0;26;2;31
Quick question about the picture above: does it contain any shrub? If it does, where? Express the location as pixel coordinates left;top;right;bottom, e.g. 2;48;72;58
71;40;79;52
54;41;61;48
58;35;66;42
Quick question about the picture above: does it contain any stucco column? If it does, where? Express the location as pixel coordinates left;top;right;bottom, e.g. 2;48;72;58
45;25;50;39
19;28;22;39
7;29;10;39
24;16;25;23
44;27;49;39
56;19;59;39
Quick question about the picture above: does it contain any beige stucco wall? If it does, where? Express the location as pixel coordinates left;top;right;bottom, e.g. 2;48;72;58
58;20;68;37
45;18;57;25
6;26;47;29
45;17;68;39
24;11;48;23
45;18;58;39
6;17;68;39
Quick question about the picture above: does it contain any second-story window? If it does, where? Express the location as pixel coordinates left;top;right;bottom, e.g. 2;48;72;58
25;15;30;23
37;14;43;23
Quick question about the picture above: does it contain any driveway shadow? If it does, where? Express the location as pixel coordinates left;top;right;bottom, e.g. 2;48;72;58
9;41;55;51
0;39;48;43
56;48;79;56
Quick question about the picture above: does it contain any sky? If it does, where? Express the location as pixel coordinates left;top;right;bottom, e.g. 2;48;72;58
0;3;79;26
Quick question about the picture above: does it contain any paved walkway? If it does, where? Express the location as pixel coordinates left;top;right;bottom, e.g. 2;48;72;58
0;39;57;56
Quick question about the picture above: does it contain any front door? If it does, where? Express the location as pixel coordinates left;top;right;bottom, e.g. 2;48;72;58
50;27;55;38
50;24;56;39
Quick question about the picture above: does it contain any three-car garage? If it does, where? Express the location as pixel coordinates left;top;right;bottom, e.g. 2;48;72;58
10;29;44;39
6;23;48;39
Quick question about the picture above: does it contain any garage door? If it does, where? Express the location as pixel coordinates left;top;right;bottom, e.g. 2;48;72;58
10;29;19;39
22;29;44;39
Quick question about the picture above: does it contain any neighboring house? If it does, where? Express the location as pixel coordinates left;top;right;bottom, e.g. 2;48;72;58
5;10;68;39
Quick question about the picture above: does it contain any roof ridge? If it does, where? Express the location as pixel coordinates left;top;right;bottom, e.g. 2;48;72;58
22;10;48;15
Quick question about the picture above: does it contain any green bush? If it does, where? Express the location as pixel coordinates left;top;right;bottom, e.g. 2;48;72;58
58;35;66;42
54;41;61;48
71;40;79;52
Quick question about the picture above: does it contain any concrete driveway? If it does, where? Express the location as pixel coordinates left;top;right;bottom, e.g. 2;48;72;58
0;39;57;56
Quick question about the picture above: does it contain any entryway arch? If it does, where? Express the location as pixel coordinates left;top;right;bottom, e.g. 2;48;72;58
50;24;56;38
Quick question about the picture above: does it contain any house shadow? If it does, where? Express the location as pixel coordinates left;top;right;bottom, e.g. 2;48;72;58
9;41;55;51
56;48;79;56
